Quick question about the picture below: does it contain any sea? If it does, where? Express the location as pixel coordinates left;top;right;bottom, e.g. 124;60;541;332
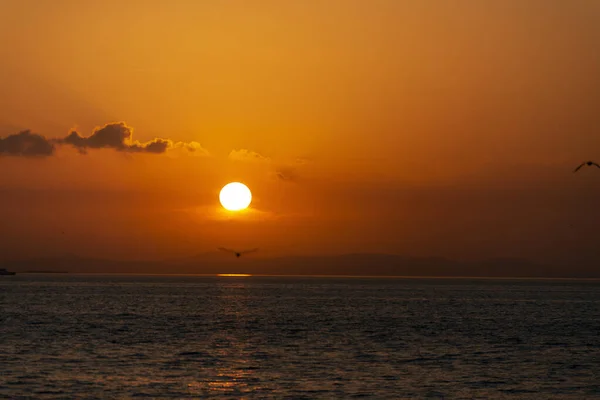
1;274;600;399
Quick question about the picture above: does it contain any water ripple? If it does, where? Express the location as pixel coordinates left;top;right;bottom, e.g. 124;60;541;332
1;275;599;398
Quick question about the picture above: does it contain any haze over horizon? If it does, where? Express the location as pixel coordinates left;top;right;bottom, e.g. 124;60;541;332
1;0;600;274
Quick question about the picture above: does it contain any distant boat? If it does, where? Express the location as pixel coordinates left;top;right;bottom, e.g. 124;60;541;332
0;268;16;275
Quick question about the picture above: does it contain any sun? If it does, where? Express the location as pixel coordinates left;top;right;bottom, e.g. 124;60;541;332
219;182;252;211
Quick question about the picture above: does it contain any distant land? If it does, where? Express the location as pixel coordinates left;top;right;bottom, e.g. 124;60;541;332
22;270;69;274
1;253;597;278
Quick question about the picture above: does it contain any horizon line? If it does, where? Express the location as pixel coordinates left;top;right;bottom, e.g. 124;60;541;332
13;272;600;281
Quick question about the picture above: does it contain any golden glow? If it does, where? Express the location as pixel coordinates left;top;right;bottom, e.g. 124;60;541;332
219;182;252;211
1;1;599;269
217;273;252;277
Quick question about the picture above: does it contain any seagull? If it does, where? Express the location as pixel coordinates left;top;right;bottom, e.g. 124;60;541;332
218;247;258;258
574;161;600;173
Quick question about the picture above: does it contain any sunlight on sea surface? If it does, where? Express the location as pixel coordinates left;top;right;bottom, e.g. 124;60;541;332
1;274;600;398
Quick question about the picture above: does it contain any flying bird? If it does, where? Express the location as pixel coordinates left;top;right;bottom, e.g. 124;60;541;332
218;247;258;258
574;161;600;172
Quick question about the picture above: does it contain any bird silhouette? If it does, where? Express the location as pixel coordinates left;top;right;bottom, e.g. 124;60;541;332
574;161;600;172
218;247;258;258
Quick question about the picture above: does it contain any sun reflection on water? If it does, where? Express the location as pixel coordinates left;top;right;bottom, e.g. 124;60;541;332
185;278;265;398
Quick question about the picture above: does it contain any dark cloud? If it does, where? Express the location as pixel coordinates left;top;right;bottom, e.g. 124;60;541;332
139;139;171;154
61;122;172;154
0;122;207;157
0;130;55;157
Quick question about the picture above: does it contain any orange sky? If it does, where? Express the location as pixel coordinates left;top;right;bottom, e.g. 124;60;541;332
1;0;599;267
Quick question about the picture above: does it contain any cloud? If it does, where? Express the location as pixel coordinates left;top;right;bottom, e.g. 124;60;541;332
192;204;280;222
0;122;208;157
274;157;314;182
137;138;171;154
62;122;178;154
171;141;210;156
274;166;299;182
228;148;308;182
295;157;312;165
0;130;55;157
228;149;270;162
